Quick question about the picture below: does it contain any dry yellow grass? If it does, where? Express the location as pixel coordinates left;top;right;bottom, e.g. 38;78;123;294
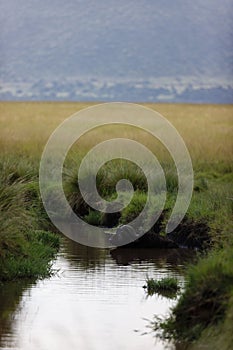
0;102;232;166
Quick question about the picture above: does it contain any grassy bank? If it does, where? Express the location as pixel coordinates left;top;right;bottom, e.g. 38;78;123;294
153;246;233;349
0;102;232;347
0;155;60;282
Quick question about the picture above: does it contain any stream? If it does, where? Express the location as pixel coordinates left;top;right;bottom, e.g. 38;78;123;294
0;237;194;350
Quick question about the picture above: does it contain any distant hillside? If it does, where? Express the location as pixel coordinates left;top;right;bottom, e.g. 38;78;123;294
0;0;232;102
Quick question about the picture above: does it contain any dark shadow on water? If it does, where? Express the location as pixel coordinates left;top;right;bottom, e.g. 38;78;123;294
0;280;35;348
110;247;196;268
61;236;110;270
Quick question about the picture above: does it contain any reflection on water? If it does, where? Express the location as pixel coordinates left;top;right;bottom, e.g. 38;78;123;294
0;237;195;350
110;247;194;267
0;280;34;348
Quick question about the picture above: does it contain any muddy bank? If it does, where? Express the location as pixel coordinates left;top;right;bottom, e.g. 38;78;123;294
167;219;211;250
109;218;211;250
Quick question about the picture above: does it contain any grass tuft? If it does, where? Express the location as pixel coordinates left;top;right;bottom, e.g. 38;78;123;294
144;276;180;298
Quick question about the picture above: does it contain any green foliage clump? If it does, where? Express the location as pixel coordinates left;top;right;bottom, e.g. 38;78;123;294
84;210;102;226
120;191;147;223
0;230;60;282
144;276;180;298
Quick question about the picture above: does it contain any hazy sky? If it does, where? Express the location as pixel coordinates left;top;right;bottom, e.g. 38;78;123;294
0;0;232;81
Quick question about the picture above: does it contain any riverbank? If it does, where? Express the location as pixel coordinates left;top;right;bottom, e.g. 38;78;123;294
0;156;60;282
154;245;233;349
150;174;233;348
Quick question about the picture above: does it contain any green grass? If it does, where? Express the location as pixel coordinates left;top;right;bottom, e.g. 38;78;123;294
0;230;60;282
120;191;147;223
144;276;180;298
0;155;60;282
84;209;102;226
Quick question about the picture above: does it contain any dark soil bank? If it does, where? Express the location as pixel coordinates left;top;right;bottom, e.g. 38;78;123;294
110;219;211;250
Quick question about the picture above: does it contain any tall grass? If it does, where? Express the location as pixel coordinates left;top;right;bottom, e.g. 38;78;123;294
0;155;59;282
0;102;232;165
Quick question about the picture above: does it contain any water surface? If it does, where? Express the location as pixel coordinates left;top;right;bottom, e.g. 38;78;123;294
0;237;194;350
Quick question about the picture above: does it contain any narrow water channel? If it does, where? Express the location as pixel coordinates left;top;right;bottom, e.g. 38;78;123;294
0;237;194;350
